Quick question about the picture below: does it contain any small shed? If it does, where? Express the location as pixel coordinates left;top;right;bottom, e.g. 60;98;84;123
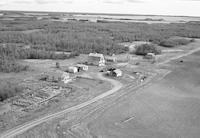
88;53;105;66
113;69;123;77
76;64;89;71
68;66;78;73
106;69;123;77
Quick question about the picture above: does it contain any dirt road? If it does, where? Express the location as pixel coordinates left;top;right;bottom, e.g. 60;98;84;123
0;73;122;138
158;46;200;65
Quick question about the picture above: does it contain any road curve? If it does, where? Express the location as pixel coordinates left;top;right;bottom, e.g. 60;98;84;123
0;73;123;138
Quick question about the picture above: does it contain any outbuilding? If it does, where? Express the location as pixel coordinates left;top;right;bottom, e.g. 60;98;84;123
113;69;123;77
76;64;89;71
68;66;78;73
106;68;123;77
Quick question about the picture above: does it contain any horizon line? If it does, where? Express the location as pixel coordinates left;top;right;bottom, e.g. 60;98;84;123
1;9;200;18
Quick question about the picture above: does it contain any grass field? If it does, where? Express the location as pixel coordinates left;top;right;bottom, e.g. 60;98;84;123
76;51;200;138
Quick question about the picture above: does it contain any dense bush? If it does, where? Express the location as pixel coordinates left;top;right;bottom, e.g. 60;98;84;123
0;20;199;56
0;20;199;57
0;56;29;73
0;81;23;101
135;44;161;55
0;45;79;59
159;38;193;47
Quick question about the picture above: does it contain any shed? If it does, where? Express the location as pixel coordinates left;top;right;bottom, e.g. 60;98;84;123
106;69;122;77
68;66;78;73
76;64;89;71
113;69;123;77
88;53;105;66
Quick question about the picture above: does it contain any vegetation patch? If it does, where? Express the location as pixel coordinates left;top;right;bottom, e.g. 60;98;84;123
0;81;23;101
0;57;28;73
159;38;195;47
135;44;161;55
1;20;200;56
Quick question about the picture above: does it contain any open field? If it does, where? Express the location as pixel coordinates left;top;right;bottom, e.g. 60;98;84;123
81;51;200;138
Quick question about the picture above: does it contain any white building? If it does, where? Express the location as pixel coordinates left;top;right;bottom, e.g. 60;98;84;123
68;66;78;73
88;53;105;66
113;69;123;77
106;69;123;77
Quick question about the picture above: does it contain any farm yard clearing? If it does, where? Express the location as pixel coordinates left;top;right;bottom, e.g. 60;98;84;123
0;58;112;134
13;41;200;138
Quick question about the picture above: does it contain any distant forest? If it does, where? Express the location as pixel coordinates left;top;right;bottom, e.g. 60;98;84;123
0;20;200;72
0;20;200;53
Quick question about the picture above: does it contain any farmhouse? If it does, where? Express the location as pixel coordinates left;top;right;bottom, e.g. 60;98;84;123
88;53;105;66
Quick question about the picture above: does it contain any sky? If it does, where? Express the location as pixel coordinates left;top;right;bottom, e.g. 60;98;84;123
0;0;200;17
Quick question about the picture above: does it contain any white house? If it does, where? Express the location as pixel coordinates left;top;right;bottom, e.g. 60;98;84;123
88;53;105;66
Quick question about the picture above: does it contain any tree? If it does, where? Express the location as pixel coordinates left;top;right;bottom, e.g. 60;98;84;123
56;62;60;68
135;44;161;56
